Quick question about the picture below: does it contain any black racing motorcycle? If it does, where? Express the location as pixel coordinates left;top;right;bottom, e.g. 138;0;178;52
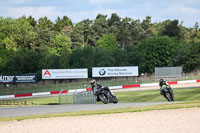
160;85;174;102
95;88;118;104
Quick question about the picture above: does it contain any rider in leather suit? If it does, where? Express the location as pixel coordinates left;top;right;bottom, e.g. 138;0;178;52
159;79;174;101
90;79;113;102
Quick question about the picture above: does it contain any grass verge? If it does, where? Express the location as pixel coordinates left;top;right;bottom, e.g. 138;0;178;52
1;87;200;106
0;100;200;122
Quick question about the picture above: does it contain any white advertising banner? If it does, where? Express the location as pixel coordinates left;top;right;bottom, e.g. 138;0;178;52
42;69;88;79
92;66;138;77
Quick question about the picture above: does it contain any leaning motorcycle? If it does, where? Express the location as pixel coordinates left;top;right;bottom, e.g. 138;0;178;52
96;88;118;104
160;85;174;102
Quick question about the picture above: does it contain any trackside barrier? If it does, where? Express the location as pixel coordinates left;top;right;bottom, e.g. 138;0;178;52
72;90;96;104
59;89;64;105
0;79;200;99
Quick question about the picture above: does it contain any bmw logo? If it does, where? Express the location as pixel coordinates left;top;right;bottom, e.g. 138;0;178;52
99;69;106;75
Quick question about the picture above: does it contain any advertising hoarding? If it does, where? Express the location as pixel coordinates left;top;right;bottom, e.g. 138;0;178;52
0;74;37;83
92;66;138;77
155;67;182;77
42;69;88;79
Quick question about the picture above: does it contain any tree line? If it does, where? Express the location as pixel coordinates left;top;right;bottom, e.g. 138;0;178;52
0;13;200;79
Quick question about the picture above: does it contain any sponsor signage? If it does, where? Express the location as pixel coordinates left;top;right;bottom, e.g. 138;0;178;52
92;66;138;77
42;69;88;79
155;67;182;77
0;74;37;83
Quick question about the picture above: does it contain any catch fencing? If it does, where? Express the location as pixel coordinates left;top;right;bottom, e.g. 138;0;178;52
59;90;96;104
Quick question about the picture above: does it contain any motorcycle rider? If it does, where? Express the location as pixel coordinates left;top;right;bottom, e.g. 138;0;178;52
159;79;174;101
90;79;113;102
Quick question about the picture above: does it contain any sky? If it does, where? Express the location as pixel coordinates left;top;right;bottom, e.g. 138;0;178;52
0;0;200;27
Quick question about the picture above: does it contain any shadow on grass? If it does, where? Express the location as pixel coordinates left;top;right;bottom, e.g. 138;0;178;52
46;103;59;105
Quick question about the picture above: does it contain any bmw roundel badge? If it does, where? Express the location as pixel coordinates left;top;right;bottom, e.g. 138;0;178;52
99;69;106;76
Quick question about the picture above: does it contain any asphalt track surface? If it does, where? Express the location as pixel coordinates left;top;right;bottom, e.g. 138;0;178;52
0;102;177;117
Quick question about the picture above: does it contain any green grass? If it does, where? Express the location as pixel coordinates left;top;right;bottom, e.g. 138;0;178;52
115;87;200;102
0;95;73;106
26;95;73;105
1;87;200;106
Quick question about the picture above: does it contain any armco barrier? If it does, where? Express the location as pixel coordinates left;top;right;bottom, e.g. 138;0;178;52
0;79;199;99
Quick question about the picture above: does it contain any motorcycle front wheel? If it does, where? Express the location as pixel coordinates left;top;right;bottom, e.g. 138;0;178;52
112;95;118;104
164;93;171;101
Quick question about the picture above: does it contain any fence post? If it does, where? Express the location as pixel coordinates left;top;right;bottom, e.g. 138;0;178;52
59;89;64;105
66;90;68;104
72;89;77;104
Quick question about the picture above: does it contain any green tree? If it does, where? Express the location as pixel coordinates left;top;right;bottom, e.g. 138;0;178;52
34;26;55;52
58;53;71;69
0;18;18;50
136;36;180;73
38;16;54;30
0;49;12;73
51;33;72;56
80;19;95;46
116;17;132;49
71;19;95;49
15;17;36;50
181;42;200;72
94;48;127;67
71;22;84;49
94;48;116;67
70;46;95;76
107;13;121;36
3;50;40;74
39;50;59;70
130;19;144;43
26;16;37;27
191;22;200;43
54;16;73;32
179;24;191;44
97;34;118;50
108;13;121;27
1;36;17;50
162;20;180;39
141;16;152;30
0;17;36;50
92;14;109;42
70;46;95;68
124;45;141;67
0;17;5;47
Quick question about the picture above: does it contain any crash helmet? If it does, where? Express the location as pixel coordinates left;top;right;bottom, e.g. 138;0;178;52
90;79;96;86
159;79;165;86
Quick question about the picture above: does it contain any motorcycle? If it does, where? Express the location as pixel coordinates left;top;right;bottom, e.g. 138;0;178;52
95;88;118;104
161;85;174;102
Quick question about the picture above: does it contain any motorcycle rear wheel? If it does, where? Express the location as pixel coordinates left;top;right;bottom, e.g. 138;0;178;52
99;94;109;104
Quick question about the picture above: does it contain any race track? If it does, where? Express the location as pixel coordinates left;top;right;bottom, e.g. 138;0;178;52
0;102;177;117
1;82;199;118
